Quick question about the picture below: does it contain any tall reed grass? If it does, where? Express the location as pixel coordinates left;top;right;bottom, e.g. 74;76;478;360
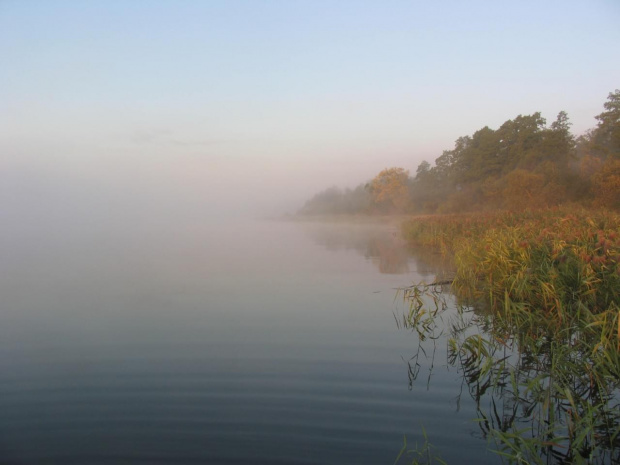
399;208;620;464
402;208;620;323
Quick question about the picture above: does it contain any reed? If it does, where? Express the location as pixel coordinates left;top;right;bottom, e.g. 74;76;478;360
399;207;620;464
402;208;620;320
394;428;447;465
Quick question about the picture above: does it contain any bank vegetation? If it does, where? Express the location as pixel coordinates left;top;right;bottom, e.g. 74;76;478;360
299;90;620;216
399;208;620;464
298;89;620;463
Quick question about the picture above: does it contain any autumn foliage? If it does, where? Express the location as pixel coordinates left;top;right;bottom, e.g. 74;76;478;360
592;158;620;209
402;208;620;316
299;90;620;215
368;167;410;213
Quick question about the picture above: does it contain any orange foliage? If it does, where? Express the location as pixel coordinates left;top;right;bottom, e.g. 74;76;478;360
502;169;545;210
369;167;410;212
592;159;620;209
579;154;604;180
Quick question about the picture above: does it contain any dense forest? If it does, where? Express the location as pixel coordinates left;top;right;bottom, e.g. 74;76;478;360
298;89;620;215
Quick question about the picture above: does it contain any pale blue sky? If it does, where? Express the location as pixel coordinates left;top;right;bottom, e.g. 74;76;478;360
1;1;619;217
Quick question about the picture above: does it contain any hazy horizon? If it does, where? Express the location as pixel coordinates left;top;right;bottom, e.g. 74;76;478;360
2;1;620;222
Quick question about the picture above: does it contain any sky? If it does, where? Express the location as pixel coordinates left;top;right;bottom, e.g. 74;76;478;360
1;0;620;220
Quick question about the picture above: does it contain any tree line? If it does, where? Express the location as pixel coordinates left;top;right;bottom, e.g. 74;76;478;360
298;89;620;215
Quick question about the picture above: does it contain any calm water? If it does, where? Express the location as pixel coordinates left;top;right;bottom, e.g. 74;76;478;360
0;218;499;464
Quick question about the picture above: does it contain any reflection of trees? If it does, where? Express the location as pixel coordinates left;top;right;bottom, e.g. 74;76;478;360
365;235;410;274
397;284;620;464
300;220;455;276
304;221;452;275
403;243;454;280
301;222;413;274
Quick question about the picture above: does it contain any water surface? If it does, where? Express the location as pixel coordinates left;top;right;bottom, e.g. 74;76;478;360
0;218;499;464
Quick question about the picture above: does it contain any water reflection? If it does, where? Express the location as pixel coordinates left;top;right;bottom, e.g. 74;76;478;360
396;282;620;464
3;218;470;465
0;218;502;464
298;219;449;275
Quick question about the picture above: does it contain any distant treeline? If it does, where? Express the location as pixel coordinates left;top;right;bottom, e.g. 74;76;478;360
298;89;620;215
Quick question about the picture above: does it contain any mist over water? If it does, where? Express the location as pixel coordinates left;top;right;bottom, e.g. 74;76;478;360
0;207;499;464
4;2;617;462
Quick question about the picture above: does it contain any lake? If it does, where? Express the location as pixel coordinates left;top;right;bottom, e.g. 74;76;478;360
0;218;500;464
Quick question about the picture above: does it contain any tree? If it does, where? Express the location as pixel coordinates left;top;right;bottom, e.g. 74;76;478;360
415;160;431;178
436;136;469;183
592;158;620;209
369;167;410;213
298;184;371;215
592;89;620;159
502;169;546;210
453;128;500;184
546;111;575;164
497;113;547;170
411;161;444;213
579;153;604;180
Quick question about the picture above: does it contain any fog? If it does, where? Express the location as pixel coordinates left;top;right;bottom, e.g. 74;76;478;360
2;121;438;233
2;1;620;230
2;146;366;237
2;4;620;463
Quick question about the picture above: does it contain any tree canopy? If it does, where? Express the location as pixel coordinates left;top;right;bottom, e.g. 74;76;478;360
368;167;410;213
298;90;620;215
